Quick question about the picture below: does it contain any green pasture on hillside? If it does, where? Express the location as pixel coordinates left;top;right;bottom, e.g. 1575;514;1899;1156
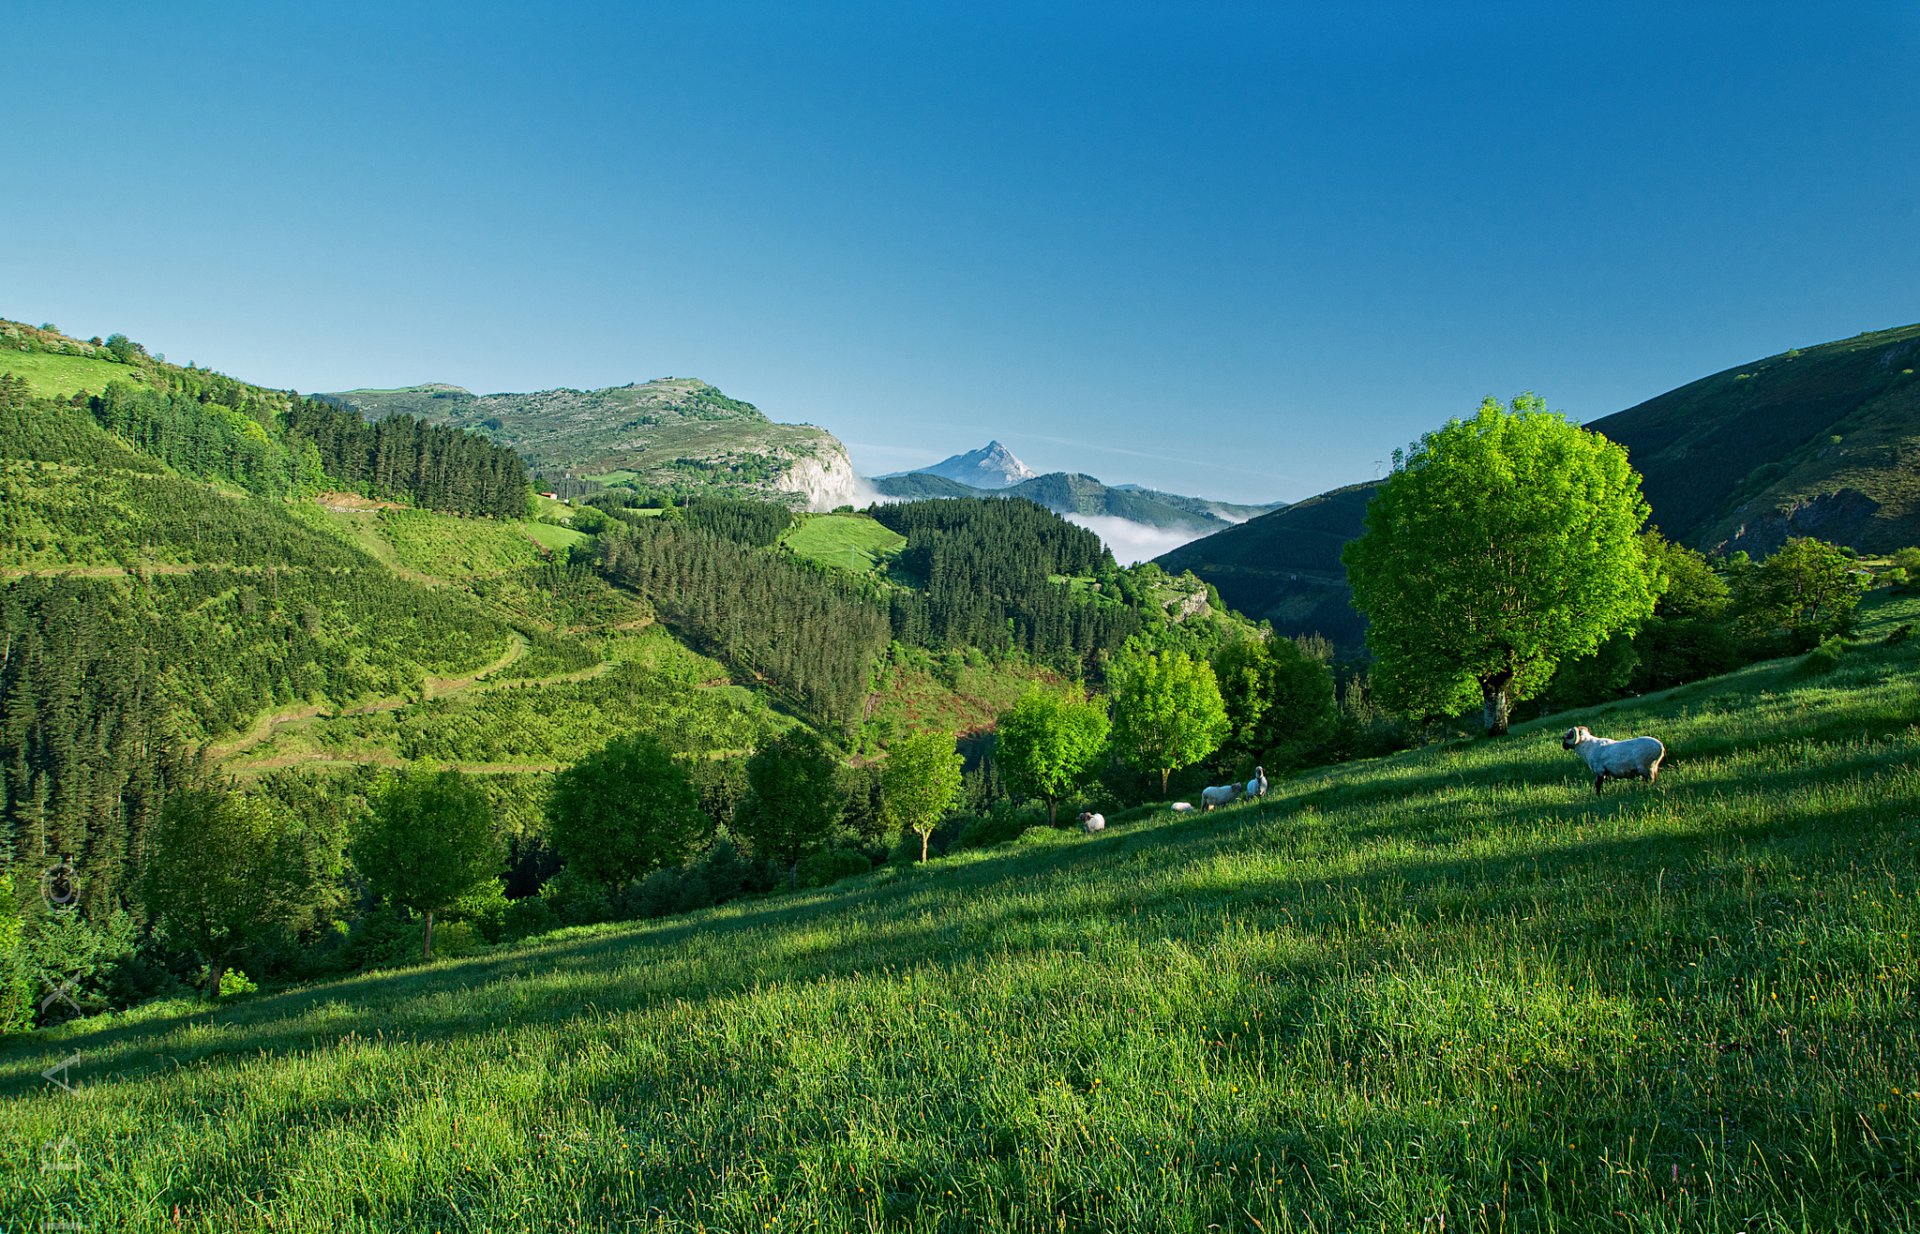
0;349;138;398
6;598;1920;1231
784;511;906;574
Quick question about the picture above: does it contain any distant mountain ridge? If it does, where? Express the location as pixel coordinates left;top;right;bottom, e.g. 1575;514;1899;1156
320;378;858;510
1158;322;1920;650
875;442;1284;535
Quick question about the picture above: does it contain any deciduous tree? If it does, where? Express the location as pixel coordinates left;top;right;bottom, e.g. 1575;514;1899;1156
351;768;502;958
1109;647;1231;795
1212;637;1336;771
548;733;710;887
140;787;320;996
1342;395;1660;736
995;687;1110;826
881;729;965;862
734;729;847;869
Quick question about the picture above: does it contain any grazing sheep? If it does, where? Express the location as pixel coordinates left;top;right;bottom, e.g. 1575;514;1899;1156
1169;802;1196;814
1078;811;1106;834
1200;784;1241;811
1562;725;1666;795
1246;766;1268;798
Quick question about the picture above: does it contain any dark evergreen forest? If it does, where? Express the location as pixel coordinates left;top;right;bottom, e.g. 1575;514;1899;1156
873;498;1142;670
595;516;888;734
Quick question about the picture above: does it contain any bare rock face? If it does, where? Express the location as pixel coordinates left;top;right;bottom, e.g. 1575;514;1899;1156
1720;488;1884;556
773;437;859;511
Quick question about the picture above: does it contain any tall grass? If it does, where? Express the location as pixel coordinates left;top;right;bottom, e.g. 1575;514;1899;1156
6;600;1920;1232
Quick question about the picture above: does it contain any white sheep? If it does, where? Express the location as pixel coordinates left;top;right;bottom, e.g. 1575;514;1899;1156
1200;784;1241;811
1561;725;1666;795
1169;802;1196;814
1246;766;1268;798
1078;811;1106;834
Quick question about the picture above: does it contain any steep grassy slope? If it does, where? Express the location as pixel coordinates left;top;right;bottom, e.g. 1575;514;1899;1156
322;379;858;509
1587;322;1920;553
8;596;1918;1232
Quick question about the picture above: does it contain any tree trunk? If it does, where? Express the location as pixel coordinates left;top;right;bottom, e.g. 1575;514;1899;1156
1045;795;1057;827
206;960;225;1002
1481;673;1513;736
422;909;434;959
1160;767;1170;797
919;829;930;863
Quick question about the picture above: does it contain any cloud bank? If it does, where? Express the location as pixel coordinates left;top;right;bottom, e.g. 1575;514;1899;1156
1062;513;1212;566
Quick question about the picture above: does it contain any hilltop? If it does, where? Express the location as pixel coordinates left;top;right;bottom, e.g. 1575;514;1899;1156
320;378;859;510
1161;322;1920;648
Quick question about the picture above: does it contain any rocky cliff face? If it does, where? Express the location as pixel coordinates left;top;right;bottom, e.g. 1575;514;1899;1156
773;435;859;511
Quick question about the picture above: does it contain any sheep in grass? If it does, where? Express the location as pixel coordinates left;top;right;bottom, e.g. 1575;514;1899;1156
1169;802;1196;815
1246;766;1269;798
1200;784;1241;811
1562;725;1666;795
1078;811;1106;834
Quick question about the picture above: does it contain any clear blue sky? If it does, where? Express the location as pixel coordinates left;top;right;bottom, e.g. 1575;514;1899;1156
5;2;1916;503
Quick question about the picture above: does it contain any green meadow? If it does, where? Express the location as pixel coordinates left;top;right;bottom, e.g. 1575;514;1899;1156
5;597;1919;1232
784;511;907;574
0;348;139;398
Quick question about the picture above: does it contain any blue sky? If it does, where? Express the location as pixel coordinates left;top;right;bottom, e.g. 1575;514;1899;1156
4;2;1916;503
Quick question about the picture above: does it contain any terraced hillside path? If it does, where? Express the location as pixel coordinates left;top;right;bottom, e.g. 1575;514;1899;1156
206;631;530;760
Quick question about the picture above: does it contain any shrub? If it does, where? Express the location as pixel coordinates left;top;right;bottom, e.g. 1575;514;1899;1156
217;968;259;1000
501;896;557;941
796;847;871;889
629;869;684;919
539;867;612;926
954;802;1043;851
1799;637;1845;676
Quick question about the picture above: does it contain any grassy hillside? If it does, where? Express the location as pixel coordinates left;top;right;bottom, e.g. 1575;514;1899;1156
783;511;907;574
1588;322;1920;554
7;593;1919;1231
0;346;140;397
322;378;856;508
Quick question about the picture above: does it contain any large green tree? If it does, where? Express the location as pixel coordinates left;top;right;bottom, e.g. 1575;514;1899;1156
548;733;710;886
352;768;502;958
140;787;322;997
1737;536;1869;642
881;729;965;862
734;729;848;869
995;687;1111;825
1342;395;1661;735
1212;637;1337;771
1109;647;1231;795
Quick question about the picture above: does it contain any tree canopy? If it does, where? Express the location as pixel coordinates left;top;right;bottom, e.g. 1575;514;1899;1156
547;733;711;886
1213;636;1337;772
1342;395;1661;735
1108;647;1230;795
734;729;848;869
351;768;502;958
139;787;321;996
995;687;1111;826
881;729;965;862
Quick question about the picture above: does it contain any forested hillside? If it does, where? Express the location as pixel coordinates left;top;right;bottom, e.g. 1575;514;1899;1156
1;316;1261;1038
